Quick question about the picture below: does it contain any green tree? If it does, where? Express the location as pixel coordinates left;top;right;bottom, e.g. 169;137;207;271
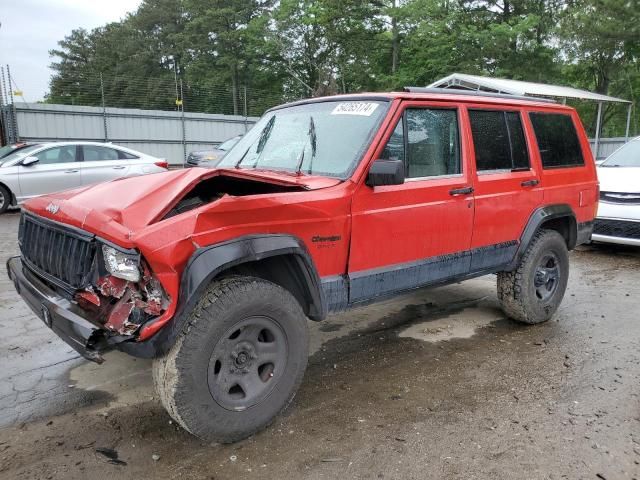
559;0;639;135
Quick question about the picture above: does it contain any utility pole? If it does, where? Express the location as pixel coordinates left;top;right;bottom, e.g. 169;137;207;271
7;65;18;142
0;66;6;145
100;73;108;142
173;57;179;105
180;78;186;164
243;86;248;133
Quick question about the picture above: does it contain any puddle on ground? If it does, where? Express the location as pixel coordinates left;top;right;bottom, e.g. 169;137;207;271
398;305;502;343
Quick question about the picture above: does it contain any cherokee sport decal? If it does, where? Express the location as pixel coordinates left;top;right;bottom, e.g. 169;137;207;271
312;235;341;243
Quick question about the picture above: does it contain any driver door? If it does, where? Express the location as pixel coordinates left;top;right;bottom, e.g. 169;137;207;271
348;102;475;303
18;145;82;199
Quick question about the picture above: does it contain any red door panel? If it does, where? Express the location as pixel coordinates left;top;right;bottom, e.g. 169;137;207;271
350;178;474;271
348;101;474;301
464;106;544;250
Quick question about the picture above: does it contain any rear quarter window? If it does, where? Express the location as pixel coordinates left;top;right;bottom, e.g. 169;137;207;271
529;112;584;168
118;150;139;160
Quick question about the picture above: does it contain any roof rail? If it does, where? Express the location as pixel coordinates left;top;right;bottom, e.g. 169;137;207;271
403;86;557;104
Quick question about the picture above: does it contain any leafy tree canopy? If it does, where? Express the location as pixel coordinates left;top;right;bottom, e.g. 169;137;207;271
47;0;639;134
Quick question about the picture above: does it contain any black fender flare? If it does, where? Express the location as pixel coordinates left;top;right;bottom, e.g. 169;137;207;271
506;204;577;271
120;234;326;358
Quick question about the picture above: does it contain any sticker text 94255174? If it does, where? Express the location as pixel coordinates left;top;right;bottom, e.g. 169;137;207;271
331;102;379;116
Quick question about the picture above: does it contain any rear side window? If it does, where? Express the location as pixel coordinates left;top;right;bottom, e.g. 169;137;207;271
529;112;584;168
118;150;139;159
83;145;120;161
469;110;529;172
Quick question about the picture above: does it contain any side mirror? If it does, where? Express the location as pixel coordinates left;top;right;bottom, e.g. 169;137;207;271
366;159;404;187
21;156;39;166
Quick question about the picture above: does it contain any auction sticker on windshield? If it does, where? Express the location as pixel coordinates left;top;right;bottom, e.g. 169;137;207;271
331;102;379;116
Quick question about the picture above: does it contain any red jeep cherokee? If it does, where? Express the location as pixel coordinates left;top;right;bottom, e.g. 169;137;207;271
7;89;597;442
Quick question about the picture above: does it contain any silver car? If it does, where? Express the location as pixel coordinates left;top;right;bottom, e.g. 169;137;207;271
185;135;242;168
0;142;169;213
593;136;640;246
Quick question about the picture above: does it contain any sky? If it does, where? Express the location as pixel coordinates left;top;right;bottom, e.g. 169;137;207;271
0;0;142;102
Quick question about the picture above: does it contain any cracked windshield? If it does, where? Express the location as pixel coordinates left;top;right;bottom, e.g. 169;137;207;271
219;100;388;178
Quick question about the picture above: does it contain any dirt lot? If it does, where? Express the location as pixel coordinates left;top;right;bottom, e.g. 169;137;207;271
0;211;639;479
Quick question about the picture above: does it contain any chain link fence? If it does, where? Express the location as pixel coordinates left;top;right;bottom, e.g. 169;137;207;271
1;65;637;162
0;66;303;163
43;72;297;118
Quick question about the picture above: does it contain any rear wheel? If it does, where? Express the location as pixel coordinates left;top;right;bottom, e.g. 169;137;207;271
153;276;309;443
497;229;569;324
0;185;11;214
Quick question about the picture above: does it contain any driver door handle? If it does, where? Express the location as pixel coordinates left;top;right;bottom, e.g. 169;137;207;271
449;186;474;196
112;166;126;170
64;169;79;173
521;179;540;187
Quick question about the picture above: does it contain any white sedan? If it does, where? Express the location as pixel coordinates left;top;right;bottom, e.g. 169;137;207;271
593;136;640;246
0;142;168;213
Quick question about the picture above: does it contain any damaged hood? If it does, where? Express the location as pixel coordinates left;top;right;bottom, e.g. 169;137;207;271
22;168;341;244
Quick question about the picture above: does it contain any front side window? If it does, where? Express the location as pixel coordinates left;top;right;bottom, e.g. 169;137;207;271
380;108;460;179
0;145;41;166
35;146;78;164
469;110;530;172
83;145;120;161
380;120;405;164
219;136;241;151
529;112;584;168
218;100;388;179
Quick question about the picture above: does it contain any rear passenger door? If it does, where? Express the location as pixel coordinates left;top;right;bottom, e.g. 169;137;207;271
79;145;131;186
466;108;543;271
349;102;474;303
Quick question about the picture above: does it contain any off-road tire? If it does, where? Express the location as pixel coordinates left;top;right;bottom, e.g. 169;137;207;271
0;185;11;214
152;276;309;443
497;229;569;324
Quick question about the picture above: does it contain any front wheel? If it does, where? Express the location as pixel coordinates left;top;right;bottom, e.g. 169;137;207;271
0;185;11;214
153;276;309;443
497;229;569;324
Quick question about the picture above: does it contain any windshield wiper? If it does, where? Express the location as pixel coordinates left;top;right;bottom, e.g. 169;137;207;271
296;115;317;175
234;145;252;169
252;116;276;169
235;116;276;169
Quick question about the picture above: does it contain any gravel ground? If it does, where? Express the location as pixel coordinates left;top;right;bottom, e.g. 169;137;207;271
0;211;638;480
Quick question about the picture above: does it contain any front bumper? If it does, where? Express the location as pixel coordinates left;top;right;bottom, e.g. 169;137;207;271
7;256;112;363
591;217;640;247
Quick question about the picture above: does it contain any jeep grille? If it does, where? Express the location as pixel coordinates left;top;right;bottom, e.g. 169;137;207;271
19;213;96;292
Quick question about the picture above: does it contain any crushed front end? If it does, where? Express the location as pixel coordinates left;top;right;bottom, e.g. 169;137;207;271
7;212;170;363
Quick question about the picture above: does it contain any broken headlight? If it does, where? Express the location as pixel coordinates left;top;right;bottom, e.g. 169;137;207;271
102;244;140;282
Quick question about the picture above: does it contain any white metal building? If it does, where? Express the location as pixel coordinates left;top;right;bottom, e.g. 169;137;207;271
428;73;633;159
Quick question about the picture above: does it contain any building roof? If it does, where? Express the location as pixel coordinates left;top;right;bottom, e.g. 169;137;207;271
428;73;631;104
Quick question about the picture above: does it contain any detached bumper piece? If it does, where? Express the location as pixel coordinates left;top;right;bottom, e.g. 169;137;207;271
7;256;120;363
